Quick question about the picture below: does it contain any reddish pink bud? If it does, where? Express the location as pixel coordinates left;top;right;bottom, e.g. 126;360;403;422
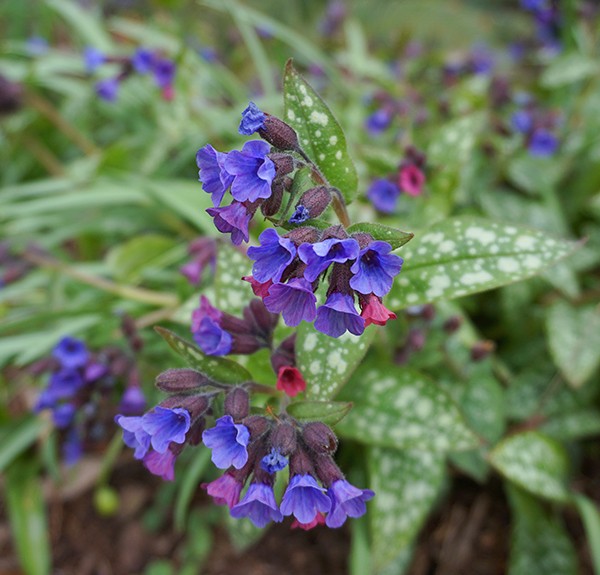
161;85;175;101
242;276;273;299
291;512;326;530
359;294;397;327
276;366;306;397
398;164;425;197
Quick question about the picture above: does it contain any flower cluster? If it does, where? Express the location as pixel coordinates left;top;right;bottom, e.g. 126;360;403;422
367;146;427;213
363;90;428;136
520;0;562;54
83;46;176;102
510;100;560;157
201;387;374;529
34;333;146;463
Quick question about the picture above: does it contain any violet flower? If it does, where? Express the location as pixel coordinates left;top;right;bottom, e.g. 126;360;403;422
349;241;403;297
314;292;365;338
141;406;191;453
224;140;275;203
298;238;360;283
367;179;400;214
206;201;252;245
325;479;375;528
204;472;244;508
247;228;297;283
196;144;234;207
239;101;266;135
230;482;283;528
202;415;250;469
263;278;318;327
280;474;332;524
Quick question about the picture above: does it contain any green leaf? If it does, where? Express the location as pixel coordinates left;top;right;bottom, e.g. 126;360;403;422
507;485;578;575
106;234;179;283
540;408;600;441
489;431;570;502
386;217;577;311
5;459;51;575
295;323;376;401
0;417;46;473
541;54;599;87
286;400;353;426
174;448;212;531
283;59;358;203
214;242;253;316
546;301;600;388
428;113;484;168
46;0;112;49
573;494;600;575
337;368;478;451
154;327;251;384
369;448;445;572
346;222;414;250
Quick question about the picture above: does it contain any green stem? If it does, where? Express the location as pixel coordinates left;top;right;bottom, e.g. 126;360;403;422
97;433;124;486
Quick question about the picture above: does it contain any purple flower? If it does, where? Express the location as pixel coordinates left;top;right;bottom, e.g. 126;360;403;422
298;238;360;282
196;144;233;207
202;415;250;469
224;141;275;203
95;77;120;102
35;389;57;411
119;386;146;415
261;447;289;474
289;205;310;224
152;58;176;88
349;241;403;297
53;336;88;369
239;101;266;135
367;179;400;214
230;482;284;527
528;129;558;157
263;278;317;327
191;296;232;356
131;48;154;74
247;229;297;283
314;292;365;338
52;403;76;428
325;479;375;528
521;0;549;11
206;202;252;245
469;44;495;75
48;369;85;399
365;108;392;134
63;429;83;465
511;110;533;134
280;474;332;524
204;472;244;508
142;407;191;453
83;46;105;73
115;414;151;459
84;362;108;382
143;449;177;481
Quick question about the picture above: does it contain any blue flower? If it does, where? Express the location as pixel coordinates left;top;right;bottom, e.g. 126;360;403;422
95;77;120;102
224;141;276;203
325;479;375;528
47;369;85;400
263;278;317;327
52;403;76;429
280;474;332;524
314;292;365;338
152;58;176;88
289;205;310;224
131;48;154;74
247;228;297;283
511;110;533;134
261;447;289;474
115;414;151;459
239;101;266;135
365;108;392;135
52;336;88;369
143;449;177;481
349;241;403;297
230;482;283;527
142;407;191;453
83;46;105;73
192;316;232;356
196;144;234;207
202;415;250;469
119;386;146;415
367;179;400;214
206;202;252;245
63;429;83;465
298;238;360;283
528;129;558;157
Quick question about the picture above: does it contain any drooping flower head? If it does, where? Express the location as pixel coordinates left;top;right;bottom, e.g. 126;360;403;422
191;296;233;356
206;201;252;245
196;144;234;207
224;140;276;203
131;48;155;74
528;129;558;157
202;415;250;469
52;336;89;369
203;472;244;508
141;406;191;453
143;448;177;481
298;238;360;283
511;109;533;134
239;101;266;135
95;77;120;102
276;366;307;397
263;278;317;327
314;292;365;338
398;164;425;197
367;179;400;214
230;482;284;528
152;58;176;89
83;46;105;73
359;293;397;327
350;241;403;297
325;479;375;528
280;474;332;524
115;414;151;459
247;228;297;283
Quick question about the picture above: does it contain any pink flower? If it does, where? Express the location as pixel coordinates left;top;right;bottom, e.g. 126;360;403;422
276;366;306;397
398;164;425;197
202;472;243;508
291;512;326;531
242;275;273;299
359;294;397;327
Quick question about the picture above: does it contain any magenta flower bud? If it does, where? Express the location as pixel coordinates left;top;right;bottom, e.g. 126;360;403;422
224;387;250;421
302;422;338;455
155;368;216;393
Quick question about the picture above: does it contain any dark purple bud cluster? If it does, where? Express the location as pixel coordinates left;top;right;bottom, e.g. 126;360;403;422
34;335;147;464
83;46;176;102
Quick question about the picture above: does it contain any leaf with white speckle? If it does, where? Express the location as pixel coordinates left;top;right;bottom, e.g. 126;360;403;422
546;301;600;388
507;484;578;575
428;113;484;168
154;327;251;385
387;217;577;311
489;431;570;503
296;323;376;401
283;59;358;203
346;222;414;250
214;242;253;316
369;447;446;572
336;368;479;451
540;408;600;442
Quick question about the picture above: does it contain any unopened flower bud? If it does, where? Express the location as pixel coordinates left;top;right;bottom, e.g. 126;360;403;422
284;226;321;246
260;177;285;216
302;422;338;455
289;186;332;224
350;232;374;249
159;394;209;419
187;416;206;445
0;74;23;116
224;387;250;421
243;415;271;440
270;334;296;373
471;340;495;362
260;114;300;152
270;422;298;456
155;368;216;393
322;225;348;241
269;153;295;177
443;316;462;333
243;299;279;341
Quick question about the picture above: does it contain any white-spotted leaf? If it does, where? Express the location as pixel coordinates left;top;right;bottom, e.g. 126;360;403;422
489;431;570;503
541;408;600;442
369;448;446;572
154;327;251;385
546;301;600;388
507;485;578;575
296;323;376;401
428;113;484;168
214;242;253;316
387;217;576;311
283;59;358;203
336;368;478;451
